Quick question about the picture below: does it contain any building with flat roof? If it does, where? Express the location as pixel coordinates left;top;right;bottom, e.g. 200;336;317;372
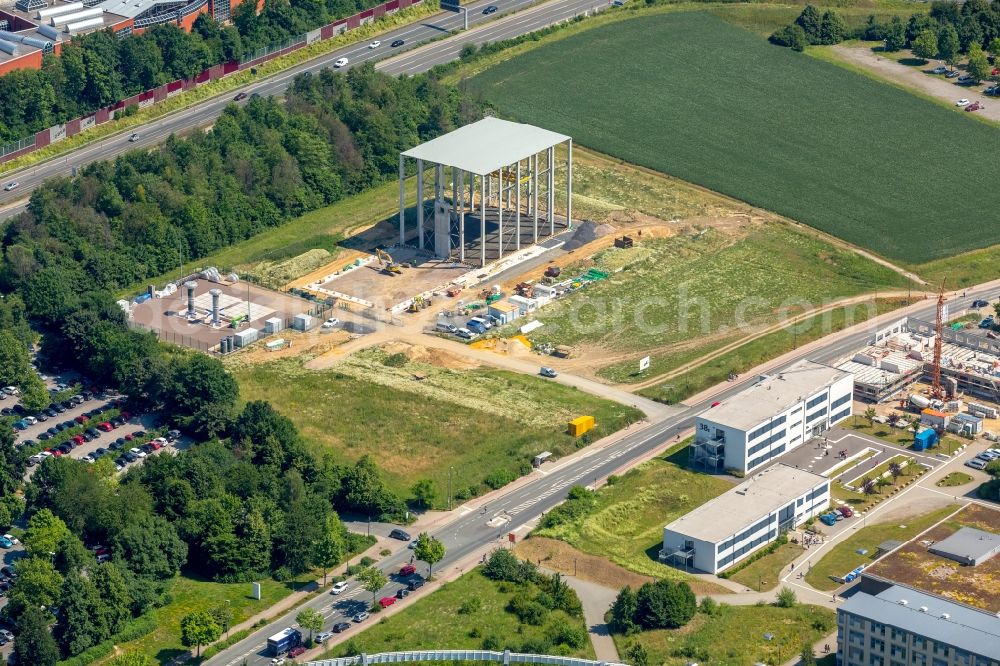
928;527;1000;567
399;117;573;267
837;582;1000;666
659;463;829;574
691;359;854;474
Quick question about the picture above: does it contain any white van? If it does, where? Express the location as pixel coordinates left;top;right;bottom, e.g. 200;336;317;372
436;322;458;334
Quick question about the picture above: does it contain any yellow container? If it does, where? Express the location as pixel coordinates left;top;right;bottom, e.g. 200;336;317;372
568;415;595;437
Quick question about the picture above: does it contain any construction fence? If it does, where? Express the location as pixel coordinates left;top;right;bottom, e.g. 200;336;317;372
0;0;424;167
307;650;626;666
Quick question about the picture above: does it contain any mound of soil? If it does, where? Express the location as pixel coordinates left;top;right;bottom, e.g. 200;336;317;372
383;342;480;371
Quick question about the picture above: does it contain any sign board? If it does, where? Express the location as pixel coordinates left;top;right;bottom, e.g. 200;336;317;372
638;356;651;372
508;532;516;543
251;582;261;600
441;0;461;11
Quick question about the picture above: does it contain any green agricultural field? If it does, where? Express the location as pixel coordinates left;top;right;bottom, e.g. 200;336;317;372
535;442;733;581
319;569;594;658
512;222;910;376
231;355;641;504
467;11;1000;263
614;602;836;666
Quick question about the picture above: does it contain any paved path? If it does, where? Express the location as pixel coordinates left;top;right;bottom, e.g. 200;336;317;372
558;574;620;662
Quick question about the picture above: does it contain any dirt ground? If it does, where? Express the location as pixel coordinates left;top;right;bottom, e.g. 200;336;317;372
316;249;468;309
382;341;480;371
227;327;353;367
830;45;1000;122
284;248;374;292
871;379;1000;435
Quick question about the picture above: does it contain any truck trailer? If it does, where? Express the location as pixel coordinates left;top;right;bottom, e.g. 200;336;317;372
267;628;301;656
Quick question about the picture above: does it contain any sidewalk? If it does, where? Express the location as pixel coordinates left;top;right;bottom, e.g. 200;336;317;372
550;571;620;662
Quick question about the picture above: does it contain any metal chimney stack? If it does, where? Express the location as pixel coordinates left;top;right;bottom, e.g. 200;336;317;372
210;289;221;326
184;281;198;317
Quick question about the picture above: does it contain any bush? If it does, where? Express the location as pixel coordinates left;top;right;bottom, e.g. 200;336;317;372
458;597;482;615
382;352;408;367
769;24;808;51
360;556;375;567
481;635;503;650
546;622;587;649
776;586;798;608
508;593;548;625
635;580;696;629
484;468;517;490
698;596;719;616
482;549;537;584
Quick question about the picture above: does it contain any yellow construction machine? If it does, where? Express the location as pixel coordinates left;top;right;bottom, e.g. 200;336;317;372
375;248;402;275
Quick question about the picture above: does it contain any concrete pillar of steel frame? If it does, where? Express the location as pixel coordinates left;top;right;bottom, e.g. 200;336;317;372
458;169;466;264
515;160;521;252
532;153;538;243
480;173;487;268
497;166;504;260
547;146;555;235
416;158;424;250
398;154;405;245
567;139;573;231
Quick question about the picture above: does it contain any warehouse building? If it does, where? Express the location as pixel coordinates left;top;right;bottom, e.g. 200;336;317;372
659;463;829;574
690;359;854;474
837;583;1000;666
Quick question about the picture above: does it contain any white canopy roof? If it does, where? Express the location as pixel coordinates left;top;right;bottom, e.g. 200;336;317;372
402;117;569;176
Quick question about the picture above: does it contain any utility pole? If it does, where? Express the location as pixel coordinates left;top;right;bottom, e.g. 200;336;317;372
448;466;454;511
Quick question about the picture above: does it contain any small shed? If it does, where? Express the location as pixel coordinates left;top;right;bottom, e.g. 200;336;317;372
532;451;552;468
233;327;259;348
264;317;283;335
913;428;938;451
508;294;540;313
920;408;950;430
292;313;314;331
488;301;520;325
948;413;983;436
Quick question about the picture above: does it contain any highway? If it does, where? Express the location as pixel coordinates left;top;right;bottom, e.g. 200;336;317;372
207;285;1000;666
0;0;609;222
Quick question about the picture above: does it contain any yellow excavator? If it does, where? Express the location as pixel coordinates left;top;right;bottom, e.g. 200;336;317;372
375;248;402;275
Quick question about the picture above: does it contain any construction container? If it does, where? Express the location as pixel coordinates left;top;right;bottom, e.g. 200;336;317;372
264;317;283;335
292;313;313;331
968;401;999;419
919;408;949;430
234;328;259;348
913;428;938;451
488;301;520;325
568;415;595;437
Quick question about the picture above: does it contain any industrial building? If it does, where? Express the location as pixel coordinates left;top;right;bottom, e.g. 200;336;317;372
690;359;854;474
659;463;829;574
928;527;1000;567
398;117;573;267
837;581;1000;666
0;0;245;75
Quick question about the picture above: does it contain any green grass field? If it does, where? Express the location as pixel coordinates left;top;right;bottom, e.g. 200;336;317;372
467;11;1000;263
725;542;803;592
512;222;910;377
535;443;733;580
614;602;835;666
231;356;641;504
319;569;594;658
804;504;958;590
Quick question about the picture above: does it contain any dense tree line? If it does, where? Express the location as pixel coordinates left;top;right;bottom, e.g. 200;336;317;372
0;0;394;143
1;66;475;300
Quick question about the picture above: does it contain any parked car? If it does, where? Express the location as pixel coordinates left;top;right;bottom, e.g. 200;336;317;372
399;564;416;576
956;98;971;107
932;65;948;74
379;596;396;608
455;328;475;340
966;101;983;112
289;647;306;658
395;587;410;599
389;528;411;541
407;576;425;591
352;611;369;623
331;580;349;595
966;458;987;470
436;322;459;334
957;74;975;83
391;39;405;47
334;57;349;68
819;512;838;526
0;537;13;549
316;631;333;644
322;317;340;329
129;447;147;459
946;70;961;78
837;506;854;518
332;622;352;633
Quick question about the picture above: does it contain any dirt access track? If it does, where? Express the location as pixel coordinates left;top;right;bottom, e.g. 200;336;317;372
829;45;1000;122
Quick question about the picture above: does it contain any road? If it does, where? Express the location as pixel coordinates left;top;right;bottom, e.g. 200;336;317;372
207;285;1000;666
0;0;609;221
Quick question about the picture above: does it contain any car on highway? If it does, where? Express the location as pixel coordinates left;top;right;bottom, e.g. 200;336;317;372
332;622;352;633
389;528;411;541
956;98;971;107
399;564;416;576
234;92;248;101
972;299;990;308
539;366;558;378
369;40;381;48
334;57;349;68
3;182;18;192
932;65;948;74
129;133;139;142
483;4;497;13
322;317;340;329
330;580;349;595
391;39;405;47
353;611;369;623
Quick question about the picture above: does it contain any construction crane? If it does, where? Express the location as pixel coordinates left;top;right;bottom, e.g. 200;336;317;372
931;279;946;399
375;249;402;275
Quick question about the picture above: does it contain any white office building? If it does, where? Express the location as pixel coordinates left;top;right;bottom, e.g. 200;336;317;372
690;360;854;474
660;463;830;574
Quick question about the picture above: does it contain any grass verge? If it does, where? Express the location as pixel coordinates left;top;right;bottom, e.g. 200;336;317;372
725;542;804;592
936;472;974;487
803;504;958;590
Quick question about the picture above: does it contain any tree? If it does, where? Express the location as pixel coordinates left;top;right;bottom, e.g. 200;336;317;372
938;24;961;67
296;607;324;644
113;514;188;579
23;508;71;557
410;479;437;510
989;37;1000;59
625;642;649;666
883;16;907;51
482;548;536;584
635;580;696;629
180;610;221;658
20;373;51;413
859;475;877;497
210;602;233;638
818;11;847;45
313;532;343;587
984;459;1000;478
876;475;892;493
55;571;108;656
53;531;94;576
770;24;808;52
108;651;157;666
159;354;238;438
6;557;63;620
413;532;445;579
801;642;818;666
966;43;991;82
888;461;904;482
357;566;388;608
13;605;58;666
776;586;798;608
863;407;877;427
0;330;30;387
794;5;822;42
92;563;133;635
609;586;639;635
911;29;939;61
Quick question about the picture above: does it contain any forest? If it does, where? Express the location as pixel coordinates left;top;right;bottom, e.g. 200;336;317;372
0;0;396;143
